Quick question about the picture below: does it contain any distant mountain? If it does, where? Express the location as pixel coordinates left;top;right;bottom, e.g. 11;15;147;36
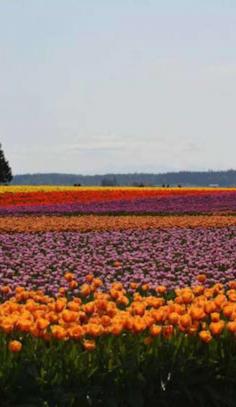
11;170;236;186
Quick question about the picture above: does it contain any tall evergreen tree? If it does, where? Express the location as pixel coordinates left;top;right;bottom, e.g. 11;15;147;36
0;144;13;184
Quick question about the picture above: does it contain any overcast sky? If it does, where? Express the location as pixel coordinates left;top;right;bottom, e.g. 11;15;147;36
0;0;236;175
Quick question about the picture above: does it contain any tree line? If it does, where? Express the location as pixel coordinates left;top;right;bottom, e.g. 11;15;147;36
11;170;236;186
1;143;236;186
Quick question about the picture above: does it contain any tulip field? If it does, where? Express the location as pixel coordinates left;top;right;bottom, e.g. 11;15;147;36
1;187;236;406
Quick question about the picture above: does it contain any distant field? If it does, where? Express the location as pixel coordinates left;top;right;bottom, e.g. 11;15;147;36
1;186;236;214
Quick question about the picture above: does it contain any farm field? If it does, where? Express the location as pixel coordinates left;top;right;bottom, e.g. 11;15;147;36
1;187;236;406
1;186;236;214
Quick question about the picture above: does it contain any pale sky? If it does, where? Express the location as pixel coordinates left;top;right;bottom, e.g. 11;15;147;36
0;0;236;175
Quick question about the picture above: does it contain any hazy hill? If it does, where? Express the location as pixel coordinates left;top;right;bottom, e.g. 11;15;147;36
11;170;236;186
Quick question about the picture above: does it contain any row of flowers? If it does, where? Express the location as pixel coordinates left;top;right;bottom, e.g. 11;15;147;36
3;274;236;352
1;214;236;232
2;188;221;206
1;186;235;194
1;188;236;214
1;227;236;296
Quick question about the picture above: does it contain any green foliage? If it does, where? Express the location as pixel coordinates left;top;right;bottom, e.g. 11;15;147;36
0;144;12;184
101;177;118;187
1;333;236;406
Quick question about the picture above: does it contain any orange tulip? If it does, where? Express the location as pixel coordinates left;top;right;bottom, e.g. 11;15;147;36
110;323;123;336
17;319;32;332
8;340;22;352
117;295;129;306
36;318;49;330
93;278;103;288
199;330;212;343
196;274;207;284
210;312;220;322
192;285;205;296
61;310;78;323
80;284;91;297
150;324;162;337
67;301;80;312
168;312;179;325
180;314;192;328
151;309;164;323
51;325;67;340
85;274;94;282
214;294;227;306
64;272;75;282
228;291;236;302
69;280;78;289
86;323;103;337
223;304;234;318
1;321;14;334
0;285;11;294
100;315;111;327
83;339;96;351
55;299;67;313
141;284;149;292
209;321;225;336
130;282;138;289
68;325;83;339
113;261;122;268
132;303;146;317
228;281;236;290
156;285;167;295
227;321;236;333
190;307;205;321
83;302;95;315
204;301;217;314
181;291;194;304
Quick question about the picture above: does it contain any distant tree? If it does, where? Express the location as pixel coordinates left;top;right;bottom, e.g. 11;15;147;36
0;144;12;184
101;176;118;187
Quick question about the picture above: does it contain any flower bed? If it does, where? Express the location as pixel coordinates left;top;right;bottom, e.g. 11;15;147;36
0;214;236;232
1;227;236;297
0;187;236;214
1;275;236;406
